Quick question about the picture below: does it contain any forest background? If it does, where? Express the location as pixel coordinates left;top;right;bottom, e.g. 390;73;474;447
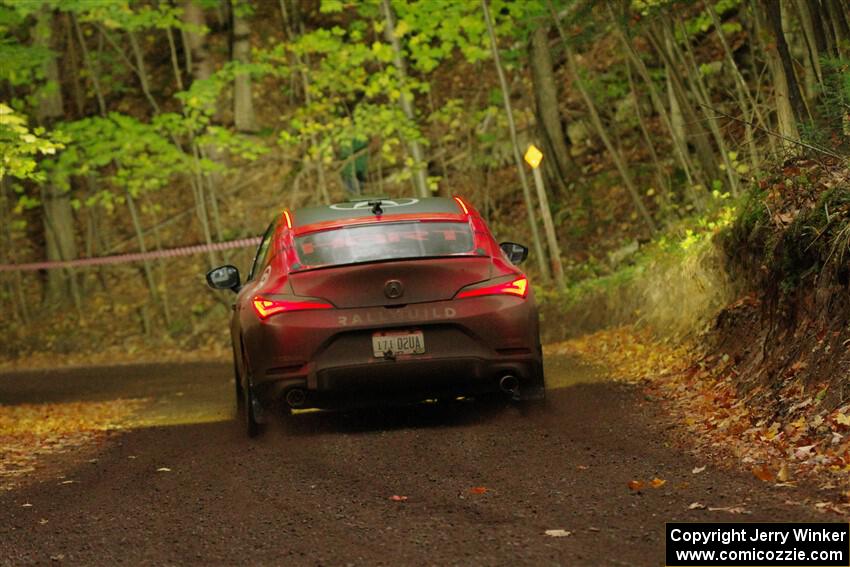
1;0;849;366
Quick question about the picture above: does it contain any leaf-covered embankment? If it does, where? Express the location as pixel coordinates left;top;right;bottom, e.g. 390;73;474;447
550;159;850;507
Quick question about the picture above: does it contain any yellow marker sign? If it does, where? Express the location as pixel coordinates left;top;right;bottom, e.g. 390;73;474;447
524;144;543;169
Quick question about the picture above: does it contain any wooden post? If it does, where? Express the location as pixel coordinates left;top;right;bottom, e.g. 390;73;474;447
482;0;550;282
525;145;565;288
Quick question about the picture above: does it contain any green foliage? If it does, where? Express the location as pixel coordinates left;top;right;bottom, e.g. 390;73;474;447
681;0;742;36
45;113;187;208
0;103;62;183
275;0;554;181
43;104;265;213
74;1;186;32
393;0;493;71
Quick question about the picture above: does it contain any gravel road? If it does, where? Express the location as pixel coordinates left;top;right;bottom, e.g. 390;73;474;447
0;356;824;566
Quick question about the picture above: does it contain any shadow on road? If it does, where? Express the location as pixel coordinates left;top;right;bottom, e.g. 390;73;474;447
277;396;527;437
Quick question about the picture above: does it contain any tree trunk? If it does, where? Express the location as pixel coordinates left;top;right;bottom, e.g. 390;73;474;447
795;0;824;86
1;178;31;324
648;21;720;188
128;30;160;113
232;4;257;132
707;2;763;175
745;0;780;158
182;1;213;81
665;34;687;155
124;190;162;312
482;0;551;283
608;9;705;208
529;25;574;192
62;13;86;116
825;0;850;55
35;8;80;306
182;0;224;267
806;0;832;57
766;0;808;124
626;61;670;207
677;19;740;195
756;2;802;145
380;0;430;198
71;14;106;116
280;0;331;203
563;44;657;235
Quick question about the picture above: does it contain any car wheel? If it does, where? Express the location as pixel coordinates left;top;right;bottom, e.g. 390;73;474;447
244;383;264;438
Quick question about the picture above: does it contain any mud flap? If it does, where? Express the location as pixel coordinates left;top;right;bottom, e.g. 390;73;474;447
521;358;546;401
248;382;268;424
522;385;546;401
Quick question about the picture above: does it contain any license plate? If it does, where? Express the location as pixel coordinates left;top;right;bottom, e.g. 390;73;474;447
372;331;425;357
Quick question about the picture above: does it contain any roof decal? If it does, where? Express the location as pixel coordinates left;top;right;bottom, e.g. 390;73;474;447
329;198;419;211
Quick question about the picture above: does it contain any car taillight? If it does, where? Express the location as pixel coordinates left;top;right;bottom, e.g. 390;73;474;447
456;276;529;299
252;296;333;320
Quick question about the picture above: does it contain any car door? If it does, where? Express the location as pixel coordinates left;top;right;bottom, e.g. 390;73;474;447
232;221;277;353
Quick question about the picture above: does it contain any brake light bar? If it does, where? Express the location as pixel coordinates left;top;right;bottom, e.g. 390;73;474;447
252;296;333;320
456;276;529;299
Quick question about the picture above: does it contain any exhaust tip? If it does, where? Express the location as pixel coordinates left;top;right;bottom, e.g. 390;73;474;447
285;388;307;408
499;375;520;399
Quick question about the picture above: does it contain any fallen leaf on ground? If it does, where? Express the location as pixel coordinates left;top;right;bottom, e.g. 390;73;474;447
650;477;666;488
688;502;706;510
815;502;847;515
836;413;850;426
545;529;572;537
692;465;706;474
794;444;816;460
469;486;488;495
708;505;751;514
627;480;644;491
389;495;408;502
752;464;774;482
0;399;147;490
777;463;791;482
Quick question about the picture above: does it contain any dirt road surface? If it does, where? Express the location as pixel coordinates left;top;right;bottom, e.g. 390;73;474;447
0;356;825;566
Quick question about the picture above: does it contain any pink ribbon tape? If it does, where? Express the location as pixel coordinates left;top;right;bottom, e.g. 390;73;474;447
0;237;263;272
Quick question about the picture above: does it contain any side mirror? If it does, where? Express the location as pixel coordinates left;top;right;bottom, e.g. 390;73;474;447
206;265;241;292
500;242;528;265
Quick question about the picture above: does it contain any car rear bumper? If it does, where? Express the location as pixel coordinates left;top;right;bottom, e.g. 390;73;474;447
240;294;544;409
273;355;543;409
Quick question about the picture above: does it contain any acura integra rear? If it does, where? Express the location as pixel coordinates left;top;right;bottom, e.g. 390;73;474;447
207;196;545;436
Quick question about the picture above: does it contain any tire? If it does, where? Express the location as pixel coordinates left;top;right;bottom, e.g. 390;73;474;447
244;382;264;438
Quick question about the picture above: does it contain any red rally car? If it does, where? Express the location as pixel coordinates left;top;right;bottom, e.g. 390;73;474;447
207;196;545;436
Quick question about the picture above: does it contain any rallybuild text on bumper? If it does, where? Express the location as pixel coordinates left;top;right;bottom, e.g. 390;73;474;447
666;523;849;566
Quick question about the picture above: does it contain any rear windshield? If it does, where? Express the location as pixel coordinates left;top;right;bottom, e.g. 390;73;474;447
294;222;475;269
